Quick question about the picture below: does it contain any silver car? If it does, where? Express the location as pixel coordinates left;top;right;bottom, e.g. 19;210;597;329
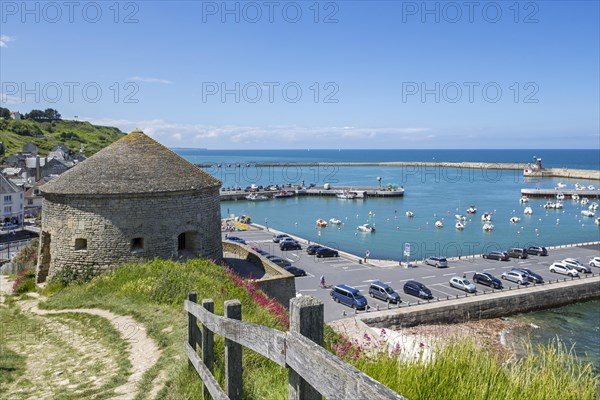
562;258;591;273
425;257;448;268
549;262;579;277
449;276;477;293
501;270;530;285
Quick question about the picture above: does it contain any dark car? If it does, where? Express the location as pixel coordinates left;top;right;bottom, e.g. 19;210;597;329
225;236;246;245
368;281;401;303
284;266;306;277
280;240;302;251
266;255;291;268
307;245;323;255
507;247;528;259
403;280;434;300
472;272;503;289
512;267;544;284
316;247;339;258
482;251;510;261
526;246;548;256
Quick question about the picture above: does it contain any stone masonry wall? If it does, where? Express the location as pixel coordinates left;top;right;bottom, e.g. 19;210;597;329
39;188;222;281
360;276;600;329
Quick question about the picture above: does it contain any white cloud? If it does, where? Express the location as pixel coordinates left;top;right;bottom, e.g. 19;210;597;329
0;92;22;104
128;76;173;84
83;117;432;149
0;35;15;48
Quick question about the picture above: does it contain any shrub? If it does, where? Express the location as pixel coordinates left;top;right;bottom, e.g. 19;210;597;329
12;267;36;294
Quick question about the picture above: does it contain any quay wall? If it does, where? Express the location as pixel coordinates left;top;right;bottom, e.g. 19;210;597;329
207;162;599;181
359;275;600;329
222;241;296;307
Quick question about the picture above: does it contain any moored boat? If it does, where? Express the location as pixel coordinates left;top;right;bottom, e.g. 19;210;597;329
336;191;357;199
273;191;294;198
406;211;414;218
329;218;342;225
467;205;477;214
481;213;492;222
246;193;269;201
524;207;533;215
483;222;494;231
356;224;375;233
581;210;595;218
510;217;521;223
316;219;328;227
435;220;443;229
520;196;529;203
455;221;465;230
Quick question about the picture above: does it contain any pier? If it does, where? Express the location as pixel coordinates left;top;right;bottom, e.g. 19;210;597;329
521;188;600;199
220;186;404;201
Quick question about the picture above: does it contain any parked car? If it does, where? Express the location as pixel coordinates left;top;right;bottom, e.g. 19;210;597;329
330;284;368;309
225;236;246;244
266;255;291;268
526;246;548;256
0;222;18;231
424;257;448;268
403;280;434;299
549;262;579;277
562;258;592;273
449;276;477;293
284;266;306;277
280;240;302;251
255;249;270;256
482;251;510;261
501;270;530;285
368;281;400;304
590;257;600;268
512;267;544;284
507;248;528;259
272;234;291;243
316;247;339;258
472;272;503;289
306;245;323;255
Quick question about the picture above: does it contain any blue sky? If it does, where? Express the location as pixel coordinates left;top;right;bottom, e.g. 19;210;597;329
1;1;598;149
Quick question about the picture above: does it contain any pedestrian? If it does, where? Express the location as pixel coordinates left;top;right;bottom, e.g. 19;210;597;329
462;273;466;279
319;275;325;288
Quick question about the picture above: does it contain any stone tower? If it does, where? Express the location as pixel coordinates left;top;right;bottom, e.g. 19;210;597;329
36;129;222;282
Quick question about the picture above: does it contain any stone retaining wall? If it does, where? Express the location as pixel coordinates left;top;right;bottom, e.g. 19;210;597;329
222;241;296;306
360;275;600;329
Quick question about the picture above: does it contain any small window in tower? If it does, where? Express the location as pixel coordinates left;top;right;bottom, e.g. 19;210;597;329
131;237;144;252
75;238;87;251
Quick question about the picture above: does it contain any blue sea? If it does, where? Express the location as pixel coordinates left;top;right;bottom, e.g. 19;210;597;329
177;148;600;369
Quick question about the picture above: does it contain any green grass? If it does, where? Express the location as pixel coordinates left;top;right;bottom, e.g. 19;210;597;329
36;258;600;400
0;119;125;157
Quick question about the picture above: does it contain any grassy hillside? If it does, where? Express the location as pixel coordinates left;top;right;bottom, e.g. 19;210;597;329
0;119;125;157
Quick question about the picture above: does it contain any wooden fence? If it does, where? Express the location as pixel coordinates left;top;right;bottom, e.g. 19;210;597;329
184;293;406;400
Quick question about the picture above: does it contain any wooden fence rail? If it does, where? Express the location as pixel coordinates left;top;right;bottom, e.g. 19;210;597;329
184;293;406;400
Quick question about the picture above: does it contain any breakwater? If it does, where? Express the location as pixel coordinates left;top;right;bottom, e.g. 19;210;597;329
197;162;600;180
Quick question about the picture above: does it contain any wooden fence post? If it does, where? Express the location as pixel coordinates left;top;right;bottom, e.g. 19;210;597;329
288;296;323;400
225;300;242;400
202;299;214;399
187;292;198;369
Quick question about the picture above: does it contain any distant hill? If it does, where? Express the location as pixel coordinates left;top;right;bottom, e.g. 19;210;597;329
0;119;126;158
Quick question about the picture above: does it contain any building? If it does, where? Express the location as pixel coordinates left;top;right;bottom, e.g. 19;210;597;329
0;174;24;224
9;111;21;120
36;129;223;282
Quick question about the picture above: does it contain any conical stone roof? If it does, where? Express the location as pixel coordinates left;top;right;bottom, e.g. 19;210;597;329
42;129;221;195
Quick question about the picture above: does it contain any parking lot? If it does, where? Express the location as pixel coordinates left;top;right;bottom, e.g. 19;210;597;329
224;228;600;322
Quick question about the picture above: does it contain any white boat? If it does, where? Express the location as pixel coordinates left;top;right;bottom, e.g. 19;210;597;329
589;202;598;211
481;213;492;222
588;185;596;190
316;219;328;227
434;220;443;229
520;196;529;203
336;191;357;199
581;210;595;218
356;224;375;233
455;214;467;221
543;201;562;209
406;211;414;218
556;182;567;189
595;217;600;225
482;223;494;231
510;217;521;223
524;207;533;215
455;221;465;230
575;183;585;191
572;194;580;201
556;192;565;201
581;198;589;206
246;193;269;201
466;205;477;214
329;218;342;225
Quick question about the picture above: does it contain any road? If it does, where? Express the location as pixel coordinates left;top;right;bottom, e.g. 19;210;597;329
223;228;600;322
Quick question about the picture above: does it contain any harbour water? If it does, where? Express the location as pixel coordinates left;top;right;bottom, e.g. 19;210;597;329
178;148;600;370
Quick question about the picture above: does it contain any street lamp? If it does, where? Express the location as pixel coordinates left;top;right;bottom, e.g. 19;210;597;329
265;218;268;231
376;176;382;188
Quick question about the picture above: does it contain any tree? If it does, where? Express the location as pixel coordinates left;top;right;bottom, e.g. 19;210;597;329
25;109;46;121
0;107;10;119
44;108;61;120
